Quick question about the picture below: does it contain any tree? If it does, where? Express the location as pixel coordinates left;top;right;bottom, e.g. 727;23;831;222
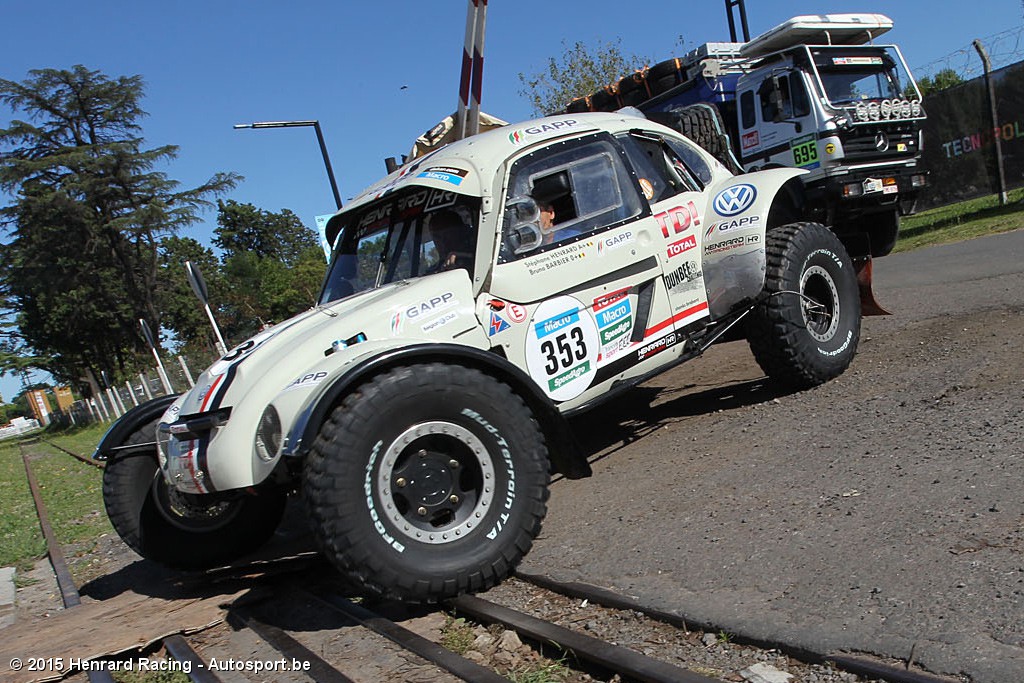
917;68;966;96
156;236;224;362
518;39;651;116
0;66;238;388
213;201;325;339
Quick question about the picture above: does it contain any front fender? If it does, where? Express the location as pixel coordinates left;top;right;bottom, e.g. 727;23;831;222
281;343;591;479
93;394;180;461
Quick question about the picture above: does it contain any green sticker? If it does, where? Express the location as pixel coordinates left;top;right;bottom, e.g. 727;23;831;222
790;135;820;169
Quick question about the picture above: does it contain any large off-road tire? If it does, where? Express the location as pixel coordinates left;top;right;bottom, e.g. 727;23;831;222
102;417;288;569
747;222;861;389
647;104;744;174
304;363;550;603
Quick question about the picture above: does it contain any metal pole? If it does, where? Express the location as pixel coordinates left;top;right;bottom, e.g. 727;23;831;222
313;121;343;210
234;121;342;209
125;381;139;407
139;372;154;401
973;39;1008;205
177;356;195;388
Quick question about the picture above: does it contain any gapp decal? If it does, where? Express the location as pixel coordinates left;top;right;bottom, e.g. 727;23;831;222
525;296;600;401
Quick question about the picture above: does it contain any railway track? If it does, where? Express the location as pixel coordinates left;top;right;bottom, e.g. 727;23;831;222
6;440;964;683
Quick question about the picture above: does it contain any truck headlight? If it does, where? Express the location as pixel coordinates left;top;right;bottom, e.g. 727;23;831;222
255;405;282;462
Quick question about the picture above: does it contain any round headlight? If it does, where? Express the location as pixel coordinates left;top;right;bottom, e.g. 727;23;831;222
255;405;282;462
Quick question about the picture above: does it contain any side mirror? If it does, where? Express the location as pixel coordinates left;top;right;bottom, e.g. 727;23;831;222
504;197;543;254
510;223;543;254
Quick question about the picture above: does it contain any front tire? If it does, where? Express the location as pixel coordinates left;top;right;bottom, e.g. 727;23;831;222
747;222;861;389
102;417;288;570
304;363;550;603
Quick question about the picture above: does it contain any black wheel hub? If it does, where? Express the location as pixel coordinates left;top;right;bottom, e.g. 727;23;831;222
379;421;494;544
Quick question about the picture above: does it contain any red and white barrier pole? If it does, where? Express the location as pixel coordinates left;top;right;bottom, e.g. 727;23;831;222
455;0;479;140
467;0;488;136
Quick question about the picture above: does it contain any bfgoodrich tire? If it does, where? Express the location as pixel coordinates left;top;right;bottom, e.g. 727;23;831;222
747;222;861;389
303;363;550;603
102;417;287;569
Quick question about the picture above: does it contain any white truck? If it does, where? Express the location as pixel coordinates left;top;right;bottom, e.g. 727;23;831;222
572;14;928;309
96;110;861;602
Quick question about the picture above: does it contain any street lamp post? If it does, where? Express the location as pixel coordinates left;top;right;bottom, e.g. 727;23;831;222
233;120;343;210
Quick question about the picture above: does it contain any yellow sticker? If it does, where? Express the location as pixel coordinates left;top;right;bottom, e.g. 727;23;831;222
825;143;836;154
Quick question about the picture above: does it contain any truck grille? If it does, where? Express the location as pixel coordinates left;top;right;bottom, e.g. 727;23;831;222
840;123;919;162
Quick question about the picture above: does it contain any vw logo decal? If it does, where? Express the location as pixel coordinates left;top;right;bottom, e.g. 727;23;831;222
713;184;757;217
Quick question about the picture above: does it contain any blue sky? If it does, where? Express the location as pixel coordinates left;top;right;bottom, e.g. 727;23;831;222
2;0;1022;402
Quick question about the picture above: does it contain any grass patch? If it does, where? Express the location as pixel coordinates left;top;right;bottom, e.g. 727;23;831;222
44;422;109;458
440;615;476;654
506;660;570;683
112;664;190;683
896;188;1024;252
0;436;111;574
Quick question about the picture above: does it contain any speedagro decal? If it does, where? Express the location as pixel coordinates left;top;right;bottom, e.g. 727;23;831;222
526;296;600;402
508;119;579;144
713;184;757;216
592;288;633;362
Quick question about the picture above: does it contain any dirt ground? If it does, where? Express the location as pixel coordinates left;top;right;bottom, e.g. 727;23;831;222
8;230;1024;682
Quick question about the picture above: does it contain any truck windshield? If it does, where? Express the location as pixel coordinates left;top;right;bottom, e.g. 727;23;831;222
319;188;480;305
812;46;919;105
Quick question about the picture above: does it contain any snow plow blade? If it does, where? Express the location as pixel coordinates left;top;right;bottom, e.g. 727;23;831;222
854;257;890;316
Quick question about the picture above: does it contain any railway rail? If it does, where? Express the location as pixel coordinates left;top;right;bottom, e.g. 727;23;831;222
7;439;964;683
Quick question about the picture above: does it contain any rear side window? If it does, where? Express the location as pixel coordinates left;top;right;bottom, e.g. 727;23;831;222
617;132;694;202
740;90;756;128
501;135;644;259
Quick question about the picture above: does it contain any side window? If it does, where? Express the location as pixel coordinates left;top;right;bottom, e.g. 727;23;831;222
761;75;795;120
664;137;714;188
617;132;692;202
501;135;644;259
740;90;756;129
790;73;810;117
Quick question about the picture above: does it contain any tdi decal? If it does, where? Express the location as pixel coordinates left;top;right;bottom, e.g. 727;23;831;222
654;202;700;238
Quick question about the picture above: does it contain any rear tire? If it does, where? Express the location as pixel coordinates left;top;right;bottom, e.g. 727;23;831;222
304;363;550;603
102;417;287;569
747;222;861;389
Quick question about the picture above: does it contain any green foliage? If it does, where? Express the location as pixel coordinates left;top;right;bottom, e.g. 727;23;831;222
440;615;476;654
518;39;650;116
917;68;966;96
209;201;326;342
0;66;239;388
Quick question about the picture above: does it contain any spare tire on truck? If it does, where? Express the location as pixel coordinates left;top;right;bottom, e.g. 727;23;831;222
647;104;744;174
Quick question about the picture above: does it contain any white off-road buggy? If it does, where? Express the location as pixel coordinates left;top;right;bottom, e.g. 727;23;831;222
95;111;860;602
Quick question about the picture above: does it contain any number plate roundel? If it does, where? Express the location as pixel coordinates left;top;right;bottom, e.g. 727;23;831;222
525;295;600;401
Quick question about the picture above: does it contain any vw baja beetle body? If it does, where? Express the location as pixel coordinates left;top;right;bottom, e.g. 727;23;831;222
96;111;861;602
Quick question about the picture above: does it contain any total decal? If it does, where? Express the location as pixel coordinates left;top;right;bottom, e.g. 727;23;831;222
508;119;579;144
525;296;601;402
592;288;634;362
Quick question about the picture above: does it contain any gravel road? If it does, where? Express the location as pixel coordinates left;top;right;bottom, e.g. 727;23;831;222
519;229;1024;683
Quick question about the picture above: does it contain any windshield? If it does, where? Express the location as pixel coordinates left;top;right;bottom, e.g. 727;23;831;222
319;188;480;305
812;46;920;105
